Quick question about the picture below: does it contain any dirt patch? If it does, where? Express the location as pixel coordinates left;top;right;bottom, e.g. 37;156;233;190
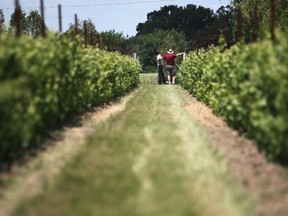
0;93;135;216
184;93;288;216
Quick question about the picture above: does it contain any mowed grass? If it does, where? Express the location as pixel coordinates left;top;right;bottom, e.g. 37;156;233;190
13;74;254;216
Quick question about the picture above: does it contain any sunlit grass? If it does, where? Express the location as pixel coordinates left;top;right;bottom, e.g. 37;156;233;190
13;74;254;216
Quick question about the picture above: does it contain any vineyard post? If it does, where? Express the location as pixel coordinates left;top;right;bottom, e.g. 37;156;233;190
58;4;62;33
201;36;204;49
121;43;124;54
207;33;210;48
123;44;128;55
237;10;242;42
205;33;208;49
121;44;124;54
90;32;94;47
121;44;124;53
209;32;212;47
252;1;258;42
270;0;276;43
215;26;220;46
74;14;78;35
213;26;218;46
210;31;212;46
14;0;20;37
84;21;87;48
97;34;100;48
222;15;228;45
106;39;110;51
103;35;106;49
192;42;195;53
40;0;46;37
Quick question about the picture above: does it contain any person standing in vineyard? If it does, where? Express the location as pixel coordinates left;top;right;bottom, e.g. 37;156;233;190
163;49;184;84
156;50;165;84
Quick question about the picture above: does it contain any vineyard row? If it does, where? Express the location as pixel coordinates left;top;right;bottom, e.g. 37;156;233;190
0;33;141;163
179;31;288;165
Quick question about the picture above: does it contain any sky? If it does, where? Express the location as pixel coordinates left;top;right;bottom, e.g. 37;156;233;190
0;0;231;37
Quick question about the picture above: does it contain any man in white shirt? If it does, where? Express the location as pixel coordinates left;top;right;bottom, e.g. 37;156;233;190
156;50;165;84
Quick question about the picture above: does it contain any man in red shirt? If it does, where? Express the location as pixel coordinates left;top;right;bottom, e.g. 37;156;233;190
163;49;184;84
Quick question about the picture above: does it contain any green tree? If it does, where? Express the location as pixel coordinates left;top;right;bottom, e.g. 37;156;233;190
215;5;234;46
100;30;125;51
82;18;98;45
136;4;216;45
0;9;4;32
65;19;127;51
132;29;187;72
66;18;98;45
9;6;28;35
162;29;187;53
26;10;46;37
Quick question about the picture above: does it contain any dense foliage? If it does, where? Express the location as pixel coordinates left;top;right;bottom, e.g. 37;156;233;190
0;33;141;162
136;5;216;43
179;32;288;164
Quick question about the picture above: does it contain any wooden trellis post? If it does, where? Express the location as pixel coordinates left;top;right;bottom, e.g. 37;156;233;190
270;0;276;43
14;0;21;37
252;1;259;42
58;4;62;33
74;14;78;35
40;0;46;37
237;10;243;41
84;21;87;48
222;15;228;44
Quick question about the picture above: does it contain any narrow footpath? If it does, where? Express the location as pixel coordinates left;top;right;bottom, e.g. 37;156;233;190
1;74;288;216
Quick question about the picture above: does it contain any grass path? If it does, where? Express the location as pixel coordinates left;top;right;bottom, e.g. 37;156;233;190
13;74;254;216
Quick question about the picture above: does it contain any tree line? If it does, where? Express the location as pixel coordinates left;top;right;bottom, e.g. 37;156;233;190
1;0;287;72
0;6;129;53
129;4;231;71
0;6;45;37
131;0;287;71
